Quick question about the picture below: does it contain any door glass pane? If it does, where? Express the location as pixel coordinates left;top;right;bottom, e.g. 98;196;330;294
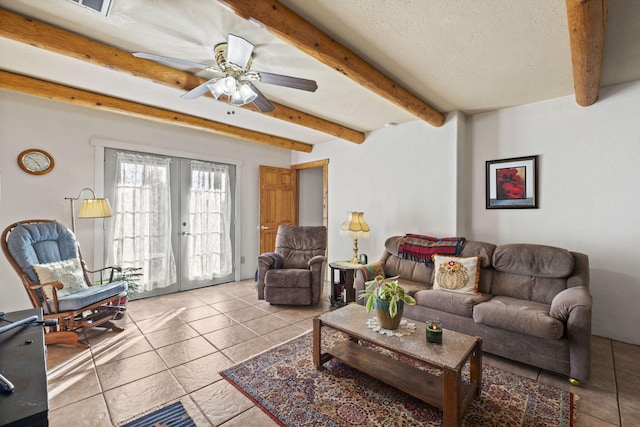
186;161;233;280
108;152;177;291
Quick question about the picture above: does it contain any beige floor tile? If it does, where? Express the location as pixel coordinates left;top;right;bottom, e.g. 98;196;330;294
262;324;306;345
253;301;286;313
575;412;620;427
570;383;621;425
613;340;640;376
104;371;186;425
188;313;237;335
152;292;208;309
144;322;200;348
134;313;187;334
211;298;252;313
224;305;270;323
241;314;291;335
189;287;235;304
180;396;213;427
220;406;280;427
96;350;167;391
590;336;616;392
176;304;220;322
156;336;218;368
126;300;174;322
203;324;260;350
171;352;234;393
48;394;112;427
47;345;93;373
293;316;316;332
272;308;318;323
237;292;261;305
222;336;273;363
48;358;102;411
190;379;253;425
91;328;154;366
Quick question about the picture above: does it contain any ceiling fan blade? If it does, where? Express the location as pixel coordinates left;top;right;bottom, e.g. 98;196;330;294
226;34;254;70
181;78;218;99
255;71;318;92
246;82;275;112
132;52;220;72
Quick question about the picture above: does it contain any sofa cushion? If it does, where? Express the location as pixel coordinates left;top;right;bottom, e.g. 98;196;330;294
473;296;564;339
383;255;433;283
415;289;492;318
459;241;496;268
433;255;480;295
493;244;574;278
265;269;311;288
394;278;430;297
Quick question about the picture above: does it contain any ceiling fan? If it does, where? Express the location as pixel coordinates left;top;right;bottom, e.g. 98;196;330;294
133;34;318;113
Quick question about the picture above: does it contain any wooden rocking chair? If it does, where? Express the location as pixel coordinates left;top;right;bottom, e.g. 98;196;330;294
2;219;126;348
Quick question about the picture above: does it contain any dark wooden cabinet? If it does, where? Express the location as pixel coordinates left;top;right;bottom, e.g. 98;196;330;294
329;261;361;306
0;308;48;427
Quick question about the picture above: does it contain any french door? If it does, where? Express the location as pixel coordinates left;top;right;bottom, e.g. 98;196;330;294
104;148;236;299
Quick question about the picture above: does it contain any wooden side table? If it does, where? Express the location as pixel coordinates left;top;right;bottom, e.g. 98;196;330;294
328;261;361;306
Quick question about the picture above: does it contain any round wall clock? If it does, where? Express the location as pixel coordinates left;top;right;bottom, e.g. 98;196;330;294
17;149;55;175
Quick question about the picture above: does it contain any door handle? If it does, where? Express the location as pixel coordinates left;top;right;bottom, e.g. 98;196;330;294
259;226;269;230
181;231;192;236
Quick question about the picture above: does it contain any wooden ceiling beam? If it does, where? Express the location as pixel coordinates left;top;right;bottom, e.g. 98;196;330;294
565;0;608;106
0;71;313;153
219;0;446;127
0;7;364;144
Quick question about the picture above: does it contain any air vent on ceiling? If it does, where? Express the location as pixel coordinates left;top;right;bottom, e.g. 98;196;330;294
66;0;112;16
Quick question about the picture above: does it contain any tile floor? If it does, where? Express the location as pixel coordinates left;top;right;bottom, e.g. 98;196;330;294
45;279;639;426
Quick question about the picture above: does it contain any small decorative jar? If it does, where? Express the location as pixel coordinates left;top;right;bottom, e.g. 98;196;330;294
426;319;443;344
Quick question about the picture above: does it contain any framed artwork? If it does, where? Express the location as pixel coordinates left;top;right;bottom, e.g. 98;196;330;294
486;155;538;209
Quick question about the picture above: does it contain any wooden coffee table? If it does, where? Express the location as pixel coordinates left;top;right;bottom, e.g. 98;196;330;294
313;304;482;427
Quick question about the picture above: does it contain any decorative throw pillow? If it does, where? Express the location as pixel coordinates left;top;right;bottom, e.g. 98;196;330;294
433;255;480;295
33;258;88;299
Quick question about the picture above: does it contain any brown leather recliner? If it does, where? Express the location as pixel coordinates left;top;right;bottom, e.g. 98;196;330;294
256;225;327;305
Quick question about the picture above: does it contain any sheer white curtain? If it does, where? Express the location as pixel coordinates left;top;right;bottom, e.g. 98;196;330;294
108;152;176;291
188;160;232;280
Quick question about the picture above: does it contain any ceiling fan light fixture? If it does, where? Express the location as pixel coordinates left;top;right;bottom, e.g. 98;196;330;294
220;76;238;96
230;82;258;106
207;79;226;99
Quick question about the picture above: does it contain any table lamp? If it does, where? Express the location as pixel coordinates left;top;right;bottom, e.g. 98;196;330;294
340;211;370;263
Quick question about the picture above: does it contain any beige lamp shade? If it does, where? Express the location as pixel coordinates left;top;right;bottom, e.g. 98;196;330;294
340;211;370;263
78;198;112;218
339;211;370;238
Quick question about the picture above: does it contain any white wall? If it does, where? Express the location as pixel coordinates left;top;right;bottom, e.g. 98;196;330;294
0;90;290;313
292;113;462;268
470;80;640;344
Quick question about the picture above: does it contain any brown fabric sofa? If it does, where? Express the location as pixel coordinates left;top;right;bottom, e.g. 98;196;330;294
354;236;592;383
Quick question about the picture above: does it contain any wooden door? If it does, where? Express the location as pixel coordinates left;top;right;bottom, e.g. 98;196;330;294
259;165;297;253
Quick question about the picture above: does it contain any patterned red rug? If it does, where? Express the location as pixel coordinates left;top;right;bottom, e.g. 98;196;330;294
221;330;577;426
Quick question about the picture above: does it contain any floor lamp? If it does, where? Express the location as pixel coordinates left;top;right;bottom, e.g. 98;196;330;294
65;188;113;232
340;211;370;264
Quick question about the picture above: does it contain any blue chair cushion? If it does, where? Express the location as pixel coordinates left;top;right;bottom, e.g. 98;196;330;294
6;221;78;284
55;281;127;312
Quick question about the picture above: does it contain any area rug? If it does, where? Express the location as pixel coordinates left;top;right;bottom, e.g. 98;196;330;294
221;330;577;426
120;401;195;427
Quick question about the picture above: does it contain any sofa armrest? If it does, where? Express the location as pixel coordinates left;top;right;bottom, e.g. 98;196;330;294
551;286;593;382
308;255;326;266
354;262;386;305
258;254;276;267
256;254;277;300
550;286;592;322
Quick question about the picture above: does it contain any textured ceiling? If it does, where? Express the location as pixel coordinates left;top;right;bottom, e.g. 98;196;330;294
1;0;639;146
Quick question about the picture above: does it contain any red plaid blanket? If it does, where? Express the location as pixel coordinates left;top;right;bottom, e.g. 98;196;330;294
398;234;465;266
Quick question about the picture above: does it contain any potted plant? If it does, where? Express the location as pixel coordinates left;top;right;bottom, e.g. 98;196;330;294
96;267;142;305
359;275;416;330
